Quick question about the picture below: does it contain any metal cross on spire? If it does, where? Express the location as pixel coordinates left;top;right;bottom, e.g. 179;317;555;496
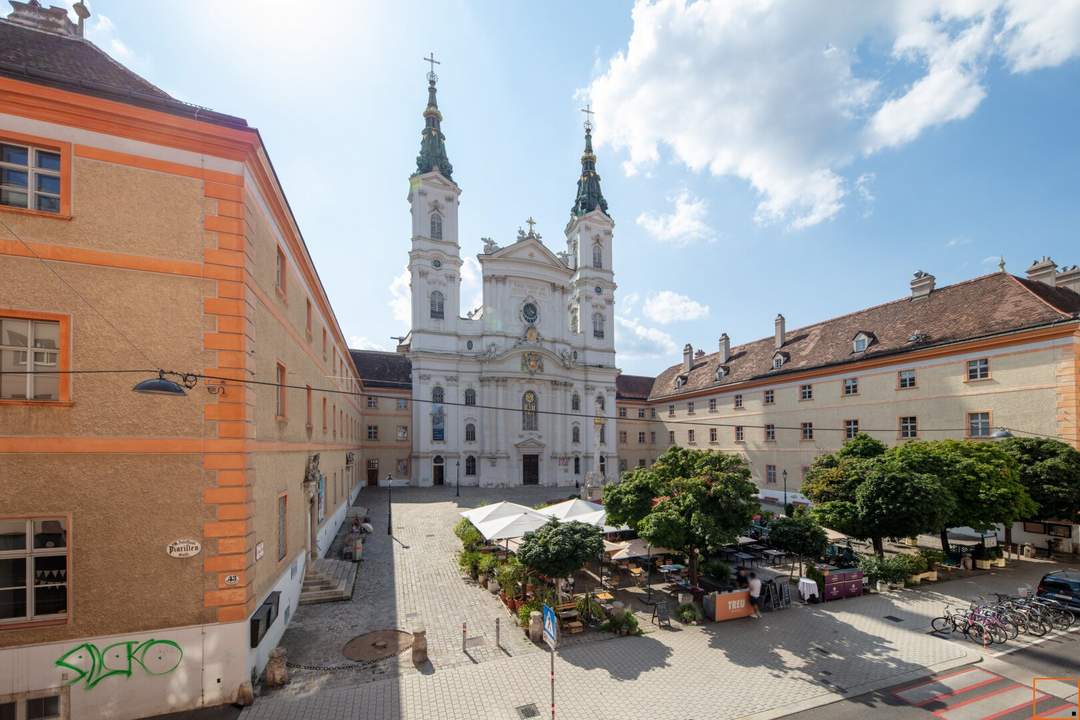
526;216;537;235
581;103;595;131
423;51;440;82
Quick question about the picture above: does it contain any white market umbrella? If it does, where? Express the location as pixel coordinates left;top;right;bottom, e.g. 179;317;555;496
538;499;604;521
610;538;675;560
460;501;535;525
474;510;549;541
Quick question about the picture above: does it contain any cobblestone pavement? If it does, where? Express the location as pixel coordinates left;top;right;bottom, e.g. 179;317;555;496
244;486;1068;720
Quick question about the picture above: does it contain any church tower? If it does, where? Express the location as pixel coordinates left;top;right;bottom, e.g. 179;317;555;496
407;57;463;346
565;113;616;368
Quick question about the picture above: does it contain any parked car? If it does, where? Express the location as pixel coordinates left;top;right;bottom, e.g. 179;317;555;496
1037;569;1080;609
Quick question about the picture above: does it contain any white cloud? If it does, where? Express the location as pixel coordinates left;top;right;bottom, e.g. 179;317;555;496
388;269;411;326
589;0;1080;229
348;335;388;351
615;315;678;360
643;290;710;325
946;236;973;248
620;292;641;315
636;190;715;246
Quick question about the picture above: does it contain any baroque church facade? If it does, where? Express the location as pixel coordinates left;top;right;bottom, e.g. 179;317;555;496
398;69;619;487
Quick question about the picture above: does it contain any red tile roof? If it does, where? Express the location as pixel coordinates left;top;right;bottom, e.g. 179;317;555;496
616;374;655;400
647;272;1080;401
350;350;412;390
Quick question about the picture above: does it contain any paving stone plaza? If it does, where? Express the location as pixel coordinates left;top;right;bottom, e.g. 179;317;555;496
238;486;1069;720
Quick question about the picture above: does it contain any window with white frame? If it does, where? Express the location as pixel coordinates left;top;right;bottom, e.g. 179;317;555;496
592;242;602;268
522;391;538;431
766;465;777;484
0;518;68;623
638;408;645;418
709;427;717;443
900;416;918;438
773;355;784;369
735;426;744;442
898;369;916;389
734;394;743;408
618;407;626;418
0;317;60;401
592;312;605;339
638;431;646;444
668;430;676;445
599;424;606;444
763;389;774;404
619;431;627;444
843;377;858;396
2;694;62;720
687;401;695;415
968;412;991;437
367;458;379;470
464;388;476;406
650;431;656;444
430;212;443;240
765;424;776;441
1;142;62;213
708;398;717;412
397;425;408;441
668;404;675;417
853;333;870;353
967;358;989;381
574;457;581;474
367;425;378;440
572;425;581;443
572;394;580;412
687;429;695;443
596;395;605;411
801;422;814;440
396;398;408;410
367;396;378;408
800;384;813;400
844;419;859;440
465;456;476;476
430;291;445;319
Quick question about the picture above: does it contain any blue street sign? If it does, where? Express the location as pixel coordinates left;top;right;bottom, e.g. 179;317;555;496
542;604;558;649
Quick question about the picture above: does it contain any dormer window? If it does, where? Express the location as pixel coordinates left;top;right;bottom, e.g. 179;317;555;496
715;366;728;380
772;352;788;369
852;331;874;354
674;375;687;389
430;212;443;240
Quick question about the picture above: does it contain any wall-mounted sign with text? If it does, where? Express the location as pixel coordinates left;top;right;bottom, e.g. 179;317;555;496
255;541;265;561
166;539;202;558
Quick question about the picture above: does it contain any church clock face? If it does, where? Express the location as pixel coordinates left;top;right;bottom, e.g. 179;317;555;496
522;302;538;324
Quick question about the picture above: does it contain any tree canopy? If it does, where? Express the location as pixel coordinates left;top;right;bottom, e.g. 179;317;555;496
604;447;759;585
999;437;1080;521
767;513;827;576
516;519;603;581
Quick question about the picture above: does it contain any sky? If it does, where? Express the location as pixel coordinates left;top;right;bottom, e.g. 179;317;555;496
65;0;1080;375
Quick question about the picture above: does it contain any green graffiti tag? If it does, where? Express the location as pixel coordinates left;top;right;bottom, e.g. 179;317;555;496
55;638;183;689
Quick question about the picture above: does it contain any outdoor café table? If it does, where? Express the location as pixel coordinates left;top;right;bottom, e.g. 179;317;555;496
733;551;755;566
797;577;820;602
658;563;685;581
763;549;786;566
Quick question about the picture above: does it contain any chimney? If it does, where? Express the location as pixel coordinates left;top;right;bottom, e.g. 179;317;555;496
774;314;785;349
73;1;89;36
682;343;693;372
718;333;730;363
1057;265;1080;294
910;271;935;300
5;0;82;37
1026;257;1058;286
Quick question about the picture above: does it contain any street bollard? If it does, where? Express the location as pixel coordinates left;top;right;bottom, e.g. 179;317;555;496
495;617;501;649
462;621;467;653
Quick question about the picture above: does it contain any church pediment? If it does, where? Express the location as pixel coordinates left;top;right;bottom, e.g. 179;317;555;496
514;438;546;450
482;236;569;272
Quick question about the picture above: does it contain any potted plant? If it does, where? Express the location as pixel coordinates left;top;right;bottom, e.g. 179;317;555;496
917;549;944;582
972;546;992;570
676;603;702;625
477;554;499;588
990;546;1006;568
458;550;482;581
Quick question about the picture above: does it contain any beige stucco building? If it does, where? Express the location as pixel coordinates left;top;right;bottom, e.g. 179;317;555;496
351;350;413;486
0;4;361;718
616;265;1080;521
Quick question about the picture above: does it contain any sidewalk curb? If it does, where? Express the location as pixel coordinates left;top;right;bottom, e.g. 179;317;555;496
732;644;978;720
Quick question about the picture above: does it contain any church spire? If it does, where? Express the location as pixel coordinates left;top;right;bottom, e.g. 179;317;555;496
414;52;454;181
571;105;608;217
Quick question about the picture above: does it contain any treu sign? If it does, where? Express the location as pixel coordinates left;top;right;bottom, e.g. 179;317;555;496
166;539;201;558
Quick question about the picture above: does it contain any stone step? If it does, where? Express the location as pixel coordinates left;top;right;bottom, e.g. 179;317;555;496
298;558;358;605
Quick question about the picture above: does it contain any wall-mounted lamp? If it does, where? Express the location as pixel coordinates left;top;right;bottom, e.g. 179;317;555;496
132;370;197;396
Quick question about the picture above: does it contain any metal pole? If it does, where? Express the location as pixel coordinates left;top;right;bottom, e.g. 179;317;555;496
456;459;460;497
495;617;500;649
550;644;555;720
462;621;467;653
782;469;788;512
386;474;393;535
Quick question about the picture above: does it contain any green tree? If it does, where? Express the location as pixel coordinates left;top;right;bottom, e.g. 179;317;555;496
767;513;828;577
604;447;759;585
889;440;1035;554
804;433;885;545
516;519;603;587
999;437;1080;522
855;457;953;557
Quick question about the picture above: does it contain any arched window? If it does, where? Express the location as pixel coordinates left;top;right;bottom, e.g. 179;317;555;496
569;307;579;333
522;391;538;431
465;423;476;442
464;388;476;406
574;457;581;474
592;242;602;269
571;393;580;411
430;213;443;240
596;395;605;411
599;424;606;444
430;291;444;319
432;386;444;404
592;312;604;339
465;456;477;476
572;425;581;443
599;456;607;476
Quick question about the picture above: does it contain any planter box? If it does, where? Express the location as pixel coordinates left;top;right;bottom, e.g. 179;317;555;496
993;558;1006;568
974;559;992;570
910;571;937;583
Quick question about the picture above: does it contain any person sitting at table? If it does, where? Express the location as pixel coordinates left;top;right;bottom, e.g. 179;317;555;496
735;566;749;589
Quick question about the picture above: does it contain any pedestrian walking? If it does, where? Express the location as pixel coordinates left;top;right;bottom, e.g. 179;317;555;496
748;572;762;619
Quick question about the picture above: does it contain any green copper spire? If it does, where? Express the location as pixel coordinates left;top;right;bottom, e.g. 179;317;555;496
571;110;608;217
414;54;454;181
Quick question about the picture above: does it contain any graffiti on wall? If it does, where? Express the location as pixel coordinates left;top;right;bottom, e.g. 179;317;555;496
55;638;183;689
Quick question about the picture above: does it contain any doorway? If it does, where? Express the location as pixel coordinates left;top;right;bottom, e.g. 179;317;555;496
522;454;539;485
367;459;378;486
433;455;445;486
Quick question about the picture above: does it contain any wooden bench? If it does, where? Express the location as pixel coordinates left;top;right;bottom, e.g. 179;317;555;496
554;601;584;634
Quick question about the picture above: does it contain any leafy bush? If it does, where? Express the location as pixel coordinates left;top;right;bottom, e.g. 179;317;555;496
859;554;919;584
676;603;702;624
518;598;543;627
576;594;605;624
805;563;826;596
600;611;641;636
496;557;526;596
457;550;481;578
454;518;484;551
702;558;731;582
917;548;945;569
477;553;500;577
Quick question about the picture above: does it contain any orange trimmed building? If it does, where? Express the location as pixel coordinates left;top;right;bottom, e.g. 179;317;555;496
0;3;362;717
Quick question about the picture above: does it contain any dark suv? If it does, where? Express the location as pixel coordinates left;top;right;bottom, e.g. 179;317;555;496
1037;569;1080;610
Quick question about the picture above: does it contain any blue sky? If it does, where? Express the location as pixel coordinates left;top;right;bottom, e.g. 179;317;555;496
71;0;1080;375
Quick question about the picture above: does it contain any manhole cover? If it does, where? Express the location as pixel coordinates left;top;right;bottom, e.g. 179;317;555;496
884;615;904;623
342;630;413;662
516;704;540;719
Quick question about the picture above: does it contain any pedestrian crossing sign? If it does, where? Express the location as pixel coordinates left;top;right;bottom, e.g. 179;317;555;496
542;604;558;649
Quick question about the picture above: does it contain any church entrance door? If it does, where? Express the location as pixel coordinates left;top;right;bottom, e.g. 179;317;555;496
367;467;378;486
522;454;539;485
433;456;445;486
